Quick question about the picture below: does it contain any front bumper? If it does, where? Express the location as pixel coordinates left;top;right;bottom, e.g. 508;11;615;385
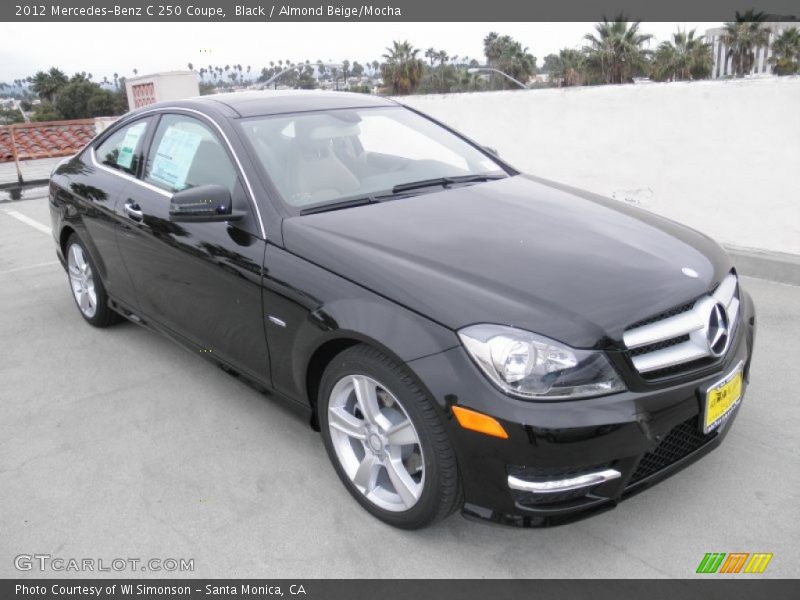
406;290;756;526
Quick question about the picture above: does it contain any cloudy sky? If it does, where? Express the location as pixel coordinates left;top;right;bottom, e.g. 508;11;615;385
0;21;717;82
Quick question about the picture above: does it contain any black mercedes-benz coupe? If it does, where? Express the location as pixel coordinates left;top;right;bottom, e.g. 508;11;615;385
49;91;755;529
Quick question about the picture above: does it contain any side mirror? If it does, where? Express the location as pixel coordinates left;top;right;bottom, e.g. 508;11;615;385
483;146;500;157
169;184;245;223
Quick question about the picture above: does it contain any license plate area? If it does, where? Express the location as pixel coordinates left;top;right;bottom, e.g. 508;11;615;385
703;361;744;434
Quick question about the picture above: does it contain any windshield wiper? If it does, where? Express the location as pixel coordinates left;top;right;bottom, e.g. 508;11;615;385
391;174;506;194
299;195;381;215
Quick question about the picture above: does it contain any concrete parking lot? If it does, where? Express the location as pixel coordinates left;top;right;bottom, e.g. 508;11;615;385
1;194;799;579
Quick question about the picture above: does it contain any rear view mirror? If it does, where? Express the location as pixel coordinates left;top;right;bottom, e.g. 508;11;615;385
169;184;244;223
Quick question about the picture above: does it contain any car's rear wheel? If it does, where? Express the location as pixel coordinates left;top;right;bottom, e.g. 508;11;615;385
65;233;119;327
318;344;461;529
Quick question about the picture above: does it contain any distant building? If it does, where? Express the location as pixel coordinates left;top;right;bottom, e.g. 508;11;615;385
124;71;199;109
706;22;798;78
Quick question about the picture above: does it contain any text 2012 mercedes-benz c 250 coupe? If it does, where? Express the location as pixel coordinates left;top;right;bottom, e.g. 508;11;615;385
49;91;756;529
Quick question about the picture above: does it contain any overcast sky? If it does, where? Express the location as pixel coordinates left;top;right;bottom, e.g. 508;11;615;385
0;22;718;82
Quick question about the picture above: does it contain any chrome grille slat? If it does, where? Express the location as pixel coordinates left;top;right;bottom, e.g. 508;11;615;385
632;340;710;373
623;311;705;349
624;272;739;376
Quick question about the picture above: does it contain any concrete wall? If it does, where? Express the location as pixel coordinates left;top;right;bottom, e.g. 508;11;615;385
398;77;800;256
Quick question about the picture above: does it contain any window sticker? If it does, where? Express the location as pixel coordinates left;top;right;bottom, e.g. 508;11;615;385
115;122;147;170
149;127;203;190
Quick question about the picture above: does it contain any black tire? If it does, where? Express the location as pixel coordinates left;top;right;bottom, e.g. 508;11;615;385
318;344;462;529
64;233;121;328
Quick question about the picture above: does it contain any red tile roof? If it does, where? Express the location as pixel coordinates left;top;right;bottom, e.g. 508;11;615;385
0;119;97;163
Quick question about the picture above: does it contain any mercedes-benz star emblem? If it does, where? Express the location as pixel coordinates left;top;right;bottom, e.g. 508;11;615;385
707;302;730;356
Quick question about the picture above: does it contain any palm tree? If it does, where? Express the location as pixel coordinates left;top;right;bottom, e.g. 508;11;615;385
342;59;351;83
482;32;537;89
425;47;437;67
550;48;586;87
436;50;450;90
769;27;800;75
651;29;713;81
29;67;68;103
133;68;138;76
720;10;770;77
381;40;425;95
583;17;653;84
187;62;193;71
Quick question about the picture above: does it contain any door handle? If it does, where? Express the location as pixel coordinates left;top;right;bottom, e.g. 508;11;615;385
124;201;143;221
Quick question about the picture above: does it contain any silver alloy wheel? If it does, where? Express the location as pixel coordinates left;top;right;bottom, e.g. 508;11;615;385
328;374;425;512
67;243;97;318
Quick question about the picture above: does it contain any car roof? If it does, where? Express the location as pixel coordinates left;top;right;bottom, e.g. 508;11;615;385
130;90;399;119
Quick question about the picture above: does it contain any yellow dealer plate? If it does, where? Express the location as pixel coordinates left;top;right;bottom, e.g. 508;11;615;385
704;362;743;433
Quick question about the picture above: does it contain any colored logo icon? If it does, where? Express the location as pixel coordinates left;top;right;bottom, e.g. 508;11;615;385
696;552;773;574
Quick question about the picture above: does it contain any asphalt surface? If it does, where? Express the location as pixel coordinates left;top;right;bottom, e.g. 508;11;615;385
1;195;799;579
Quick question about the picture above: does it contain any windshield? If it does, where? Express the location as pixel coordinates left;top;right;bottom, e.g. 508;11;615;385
238;106;507;210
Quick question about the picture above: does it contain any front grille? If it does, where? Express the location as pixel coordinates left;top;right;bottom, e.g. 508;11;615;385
627;300;696;330
628;416;717;485
622;271;739;378
628;334;690;357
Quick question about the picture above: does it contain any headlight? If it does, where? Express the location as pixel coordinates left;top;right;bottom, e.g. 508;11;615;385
458;324;625;400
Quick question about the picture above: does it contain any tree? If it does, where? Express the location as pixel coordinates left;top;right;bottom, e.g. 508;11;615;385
769;27;800;75
425;47;437;66
381;40;425;95
50;73;125;119
720;10;770;77
351;61;365;78
548;48;586;86
651;29;713;81
0;108;24;124
29;67;68;103
296;66;319;90
583;17;653;84
482;32;537;89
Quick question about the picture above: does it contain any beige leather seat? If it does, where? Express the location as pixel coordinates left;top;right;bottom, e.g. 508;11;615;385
286;121;360;205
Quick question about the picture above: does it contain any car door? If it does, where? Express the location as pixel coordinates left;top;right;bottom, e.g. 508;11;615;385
60;116;153;305
115;111;270;383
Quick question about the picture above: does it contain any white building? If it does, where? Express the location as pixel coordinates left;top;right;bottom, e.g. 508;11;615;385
706;22;798;78
124;71;199;109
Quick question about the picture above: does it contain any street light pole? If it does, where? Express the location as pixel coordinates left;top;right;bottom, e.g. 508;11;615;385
467;67;529;89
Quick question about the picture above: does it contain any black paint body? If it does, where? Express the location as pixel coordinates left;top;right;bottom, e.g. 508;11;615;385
49;91;756;525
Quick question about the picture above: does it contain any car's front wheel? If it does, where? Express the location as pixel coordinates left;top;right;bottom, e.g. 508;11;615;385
318;344;461;529
65;233;119;327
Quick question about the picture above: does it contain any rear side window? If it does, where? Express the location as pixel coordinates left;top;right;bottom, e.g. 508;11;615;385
94;119;150;176
143;114;238;194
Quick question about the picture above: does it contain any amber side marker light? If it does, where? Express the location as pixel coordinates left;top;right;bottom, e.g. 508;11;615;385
452;406;509;439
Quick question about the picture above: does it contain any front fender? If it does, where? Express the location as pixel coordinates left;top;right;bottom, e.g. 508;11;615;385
262;245;459;404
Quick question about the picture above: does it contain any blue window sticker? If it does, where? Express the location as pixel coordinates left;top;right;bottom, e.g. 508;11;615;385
149;127;204;190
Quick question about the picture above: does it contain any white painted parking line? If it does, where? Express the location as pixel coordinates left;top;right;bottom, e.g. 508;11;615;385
0;208;52;235
0;261;59;276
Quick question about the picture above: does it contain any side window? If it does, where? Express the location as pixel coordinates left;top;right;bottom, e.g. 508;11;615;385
144;114;238;195
94;119;150;175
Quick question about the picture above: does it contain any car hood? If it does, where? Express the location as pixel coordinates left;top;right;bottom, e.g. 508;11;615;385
282;175;732;349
